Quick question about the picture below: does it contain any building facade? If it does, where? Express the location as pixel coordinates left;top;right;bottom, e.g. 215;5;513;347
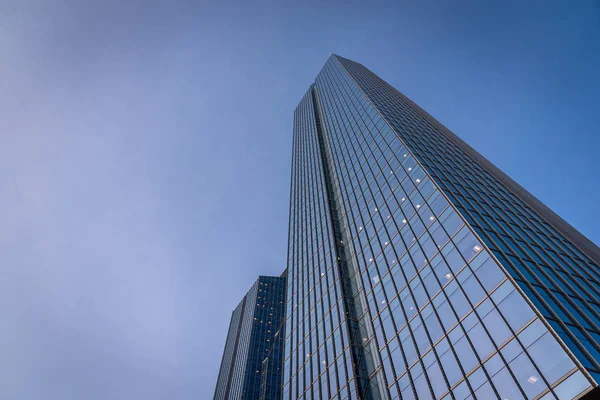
282;55;600;400
214;275;287;400
259;322;286;400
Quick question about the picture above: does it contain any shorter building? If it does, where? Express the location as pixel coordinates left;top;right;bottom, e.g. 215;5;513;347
214;275;286;400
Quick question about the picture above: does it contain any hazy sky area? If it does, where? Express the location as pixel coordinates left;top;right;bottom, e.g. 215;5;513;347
1;0;599;399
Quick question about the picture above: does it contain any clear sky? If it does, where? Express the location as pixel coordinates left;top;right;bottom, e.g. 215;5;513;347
1;0;599;399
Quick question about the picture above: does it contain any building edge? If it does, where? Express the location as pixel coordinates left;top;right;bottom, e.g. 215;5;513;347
391;80;600;266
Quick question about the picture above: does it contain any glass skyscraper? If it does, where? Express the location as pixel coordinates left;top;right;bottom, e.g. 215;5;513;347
214;275;286;400
283;55;600;400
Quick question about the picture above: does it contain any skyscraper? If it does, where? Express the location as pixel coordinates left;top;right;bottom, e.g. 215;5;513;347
214;275;286;400
283;55;600;400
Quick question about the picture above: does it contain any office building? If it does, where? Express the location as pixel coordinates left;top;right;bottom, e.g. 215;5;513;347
282;54;600;399
214;275;286;400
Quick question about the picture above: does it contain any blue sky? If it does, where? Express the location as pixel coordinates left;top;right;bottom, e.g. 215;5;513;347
1;0;599;398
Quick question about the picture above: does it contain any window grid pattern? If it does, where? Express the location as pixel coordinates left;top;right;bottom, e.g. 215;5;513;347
283;89;356;400
302;55;595;399
214;297;246;399
229;279;261;399
260;324;285;400
214;276;286;400
243;276;287;399
334;56;600;388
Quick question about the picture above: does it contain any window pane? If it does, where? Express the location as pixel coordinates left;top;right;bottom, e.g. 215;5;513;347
527;332;575;383
497;290;535;331
554;371;593;400
508;351;547;399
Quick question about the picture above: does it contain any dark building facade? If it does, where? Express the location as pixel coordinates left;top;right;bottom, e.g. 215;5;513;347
283;55;600;400
214;275;286;400
259;323;286;400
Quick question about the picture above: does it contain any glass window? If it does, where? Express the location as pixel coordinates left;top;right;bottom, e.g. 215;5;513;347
466;322;495;360
467;366;486;390
500;338;522;364
422;266;441;297
430;221;451;248
424;311;444;344
452;333;478;373
439;347;462;386
413;371;432;399
426;359;447;398
517;319;546;347
401;329;418;366
553;371;592;400
400;384;415;400
497;290;535;331
434;295;457;331
472;254;506;292
473;381;495;399
459;269;486;305
447;283;470;319
455;229;483;262
429;192;449;215
439;209;463;237
490;367;524;400
431;254;452;286
527;332;575;383
508;351;547;399
450;380;471;400
411;282;428;309
412;322;430;354
483;353;503;376
443;244;466;274
481;307;512;346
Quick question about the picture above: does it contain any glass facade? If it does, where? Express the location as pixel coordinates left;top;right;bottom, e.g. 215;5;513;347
284;88;358;400
282;55;600;400
260;323;286;400
214;275;286;400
